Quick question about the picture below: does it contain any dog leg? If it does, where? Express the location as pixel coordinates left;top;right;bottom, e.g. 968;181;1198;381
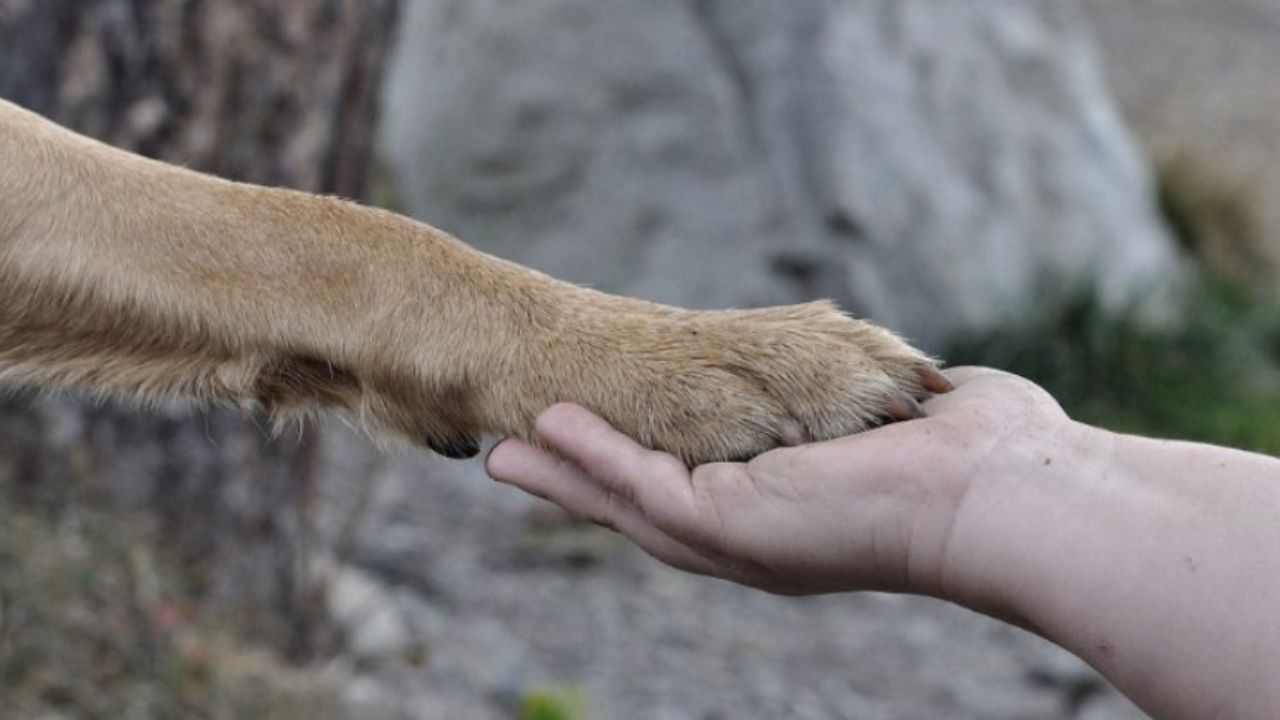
0;99;944;465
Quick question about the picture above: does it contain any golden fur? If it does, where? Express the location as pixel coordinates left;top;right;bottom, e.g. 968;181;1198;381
0;98;941;465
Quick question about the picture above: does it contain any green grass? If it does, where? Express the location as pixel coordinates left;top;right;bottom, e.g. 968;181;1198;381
948;150;1280;454
519;687;588;720
947;282;1280;454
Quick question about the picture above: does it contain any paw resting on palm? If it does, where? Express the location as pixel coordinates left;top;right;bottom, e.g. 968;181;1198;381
516;301;949;466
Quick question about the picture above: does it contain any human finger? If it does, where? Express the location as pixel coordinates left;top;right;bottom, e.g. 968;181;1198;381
530;404;704;529
487;436;723;576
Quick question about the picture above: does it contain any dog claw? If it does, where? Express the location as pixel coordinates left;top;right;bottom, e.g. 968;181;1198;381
884;395;926;422
426;434;481;459
778;418;808;447
918;367;954;394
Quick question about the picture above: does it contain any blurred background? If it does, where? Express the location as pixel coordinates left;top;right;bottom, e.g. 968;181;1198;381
1;0;1277;718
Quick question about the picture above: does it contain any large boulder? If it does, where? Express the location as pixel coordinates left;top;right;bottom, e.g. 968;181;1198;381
381;0;1183;349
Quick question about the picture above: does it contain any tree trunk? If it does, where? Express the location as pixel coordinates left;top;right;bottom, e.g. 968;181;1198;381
0;0;398;659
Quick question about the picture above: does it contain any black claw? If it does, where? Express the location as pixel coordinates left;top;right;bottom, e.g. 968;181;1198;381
427;434;481;459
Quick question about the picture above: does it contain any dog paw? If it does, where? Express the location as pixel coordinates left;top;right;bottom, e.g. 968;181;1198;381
507;299;949;465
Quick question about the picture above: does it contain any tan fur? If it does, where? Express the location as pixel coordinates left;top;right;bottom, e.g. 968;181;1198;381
0;98;937;465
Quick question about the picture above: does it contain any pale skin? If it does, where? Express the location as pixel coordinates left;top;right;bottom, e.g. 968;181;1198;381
487;367;1280;720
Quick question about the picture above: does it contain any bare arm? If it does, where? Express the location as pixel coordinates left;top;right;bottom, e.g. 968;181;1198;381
488;368;1280;720
947;381;1280;720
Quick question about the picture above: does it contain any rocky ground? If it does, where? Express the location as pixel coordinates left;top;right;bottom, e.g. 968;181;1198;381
310;425;1146;720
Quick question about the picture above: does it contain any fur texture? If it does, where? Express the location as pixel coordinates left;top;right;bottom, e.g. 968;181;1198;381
0;98;941;465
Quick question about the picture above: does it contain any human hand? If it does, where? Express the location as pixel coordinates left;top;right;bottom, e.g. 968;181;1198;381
486;367;1078;598
490;367;1280;720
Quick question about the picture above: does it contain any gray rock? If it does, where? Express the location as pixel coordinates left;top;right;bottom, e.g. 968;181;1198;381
381;0;1183;349
321;558;436;663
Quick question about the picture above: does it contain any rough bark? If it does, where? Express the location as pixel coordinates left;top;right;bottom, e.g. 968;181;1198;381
0;0;398;658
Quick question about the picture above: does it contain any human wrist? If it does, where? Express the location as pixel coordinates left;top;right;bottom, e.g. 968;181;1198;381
930;416;1123;626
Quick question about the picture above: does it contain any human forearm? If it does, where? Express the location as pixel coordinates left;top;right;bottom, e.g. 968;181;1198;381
949;425;1280;720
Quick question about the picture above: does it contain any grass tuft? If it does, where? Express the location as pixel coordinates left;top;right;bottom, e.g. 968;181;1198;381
951;151;1280;454
519;686;588;720
947;280;1280;454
